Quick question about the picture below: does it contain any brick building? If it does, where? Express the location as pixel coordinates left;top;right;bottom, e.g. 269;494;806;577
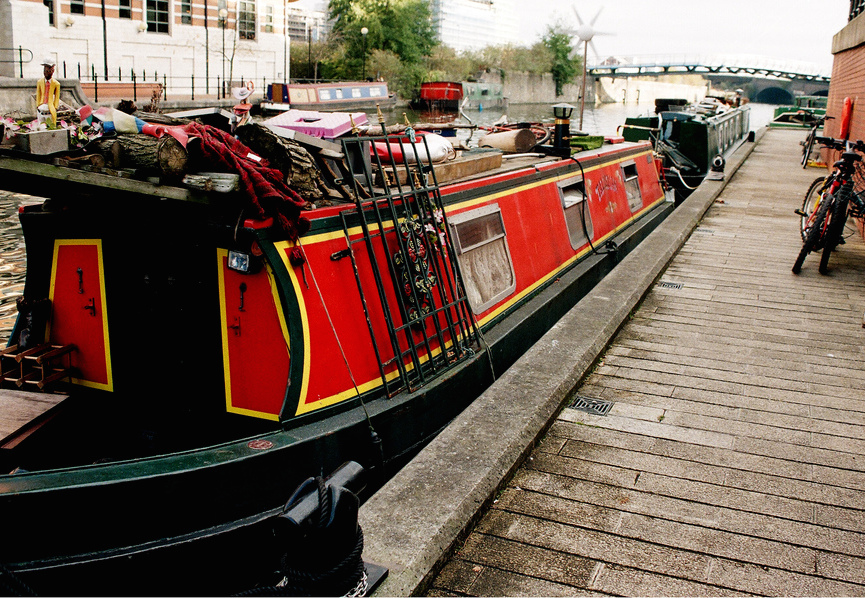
825;2;865;142
0;0;328;90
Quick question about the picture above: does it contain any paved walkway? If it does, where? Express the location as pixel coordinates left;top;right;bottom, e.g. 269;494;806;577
427;129;865;596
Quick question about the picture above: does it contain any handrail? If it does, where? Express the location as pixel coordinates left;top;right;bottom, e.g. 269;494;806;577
0;47;33;78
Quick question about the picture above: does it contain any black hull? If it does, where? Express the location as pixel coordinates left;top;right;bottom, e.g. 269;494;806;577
3;200;673;596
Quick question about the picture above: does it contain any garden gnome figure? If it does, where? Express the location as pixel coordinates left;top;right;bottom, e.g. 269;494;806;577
36;57;60;128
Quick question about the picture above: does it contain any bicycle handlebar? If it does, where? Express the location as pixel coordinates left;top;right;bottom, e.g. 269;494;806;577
816;136;865;152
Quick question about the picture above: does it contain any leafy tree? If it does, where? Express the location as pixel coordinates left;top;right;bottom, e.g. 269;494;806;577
542;25;579;97
328;0;438;79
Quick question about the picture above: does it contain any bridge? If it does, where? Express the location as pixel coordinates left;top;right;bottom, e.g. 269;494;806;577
587;54;831;83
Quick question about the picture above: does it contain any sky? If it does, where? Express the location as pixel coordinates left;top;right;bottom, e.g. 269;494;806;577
516;0;850;75
300;0;849;76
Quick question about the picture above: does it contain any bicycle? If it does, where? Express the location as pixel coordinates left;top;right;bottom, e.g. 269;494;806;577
801;114;833;168
793;138;865;274
796;136;849;241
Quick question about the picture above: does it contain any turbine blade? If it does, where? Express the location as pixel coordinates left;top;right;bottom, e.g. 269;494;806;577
589;40;599;62
572;5;584;26
590;7;603;26
592;30;615;36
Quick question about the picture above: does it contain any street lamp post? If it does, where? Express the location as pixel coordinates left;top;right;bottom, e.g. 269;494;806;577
360;27;368;81
219;8;227;98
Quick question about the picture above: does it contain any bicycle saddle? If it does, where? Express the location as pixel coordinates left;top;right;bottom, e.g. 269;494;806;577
842;151;862;162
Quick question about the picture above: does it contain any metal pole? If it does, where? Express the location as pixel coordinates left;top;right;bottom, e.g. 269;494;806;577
283;0;288;82
205;0;210;94
579;40;588;130
102;0;108;80
17;46;23;78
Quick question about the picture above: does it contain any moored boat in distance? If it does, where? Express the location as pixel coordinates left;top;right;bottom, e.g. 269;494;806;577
621;96;751;202
0;115;672;594
409;81;464;112
261;80;398;113
769;95;827;128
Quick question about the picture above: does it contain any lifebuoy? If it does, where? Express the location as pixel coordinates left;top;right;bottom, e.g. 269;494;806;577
246;80;255;92
840;96;853;139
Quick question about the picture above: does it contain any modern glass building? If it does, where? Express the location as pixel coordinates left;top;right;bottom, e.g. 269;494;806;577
428;0;519;53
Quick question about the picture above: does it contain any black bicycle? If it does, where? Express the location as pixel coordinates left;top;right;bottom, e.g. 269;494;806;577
793;138;865;274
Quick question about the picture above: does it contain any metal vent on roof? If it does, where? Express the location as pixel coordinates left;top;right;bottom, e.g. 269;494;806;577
570;395;614;416
657;281;683;289
694;228;715;234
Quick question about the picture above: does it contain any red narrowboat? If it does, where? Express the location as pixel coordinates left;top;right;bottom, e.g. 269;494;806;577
0;127;672;594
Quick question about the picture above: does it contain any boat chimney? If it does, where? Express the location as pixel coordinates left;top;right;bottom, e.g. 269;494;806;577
552;103;575;158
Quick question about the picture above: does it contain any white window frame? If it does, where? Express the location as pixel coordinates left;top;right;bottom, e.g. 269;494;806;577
620;160;643;213
558;176;593;250
449;204;516;314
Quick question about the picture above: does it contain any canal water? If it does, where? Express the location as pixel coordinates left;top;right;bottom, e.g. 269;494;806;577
0;102;781;344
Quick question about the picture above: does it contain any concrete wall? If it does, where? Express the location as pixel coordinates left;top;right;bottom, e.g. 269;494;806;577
492;70;587;105
595;75;708;105
485;70;706;107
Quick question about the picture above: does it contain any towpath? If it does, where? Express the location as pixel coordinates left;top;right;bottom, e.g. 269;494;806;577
361;127;865;596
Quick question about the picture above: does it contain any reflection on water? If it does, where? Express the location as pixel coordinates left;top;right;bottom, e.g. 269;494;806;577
0;102;782;345
0;192;42;345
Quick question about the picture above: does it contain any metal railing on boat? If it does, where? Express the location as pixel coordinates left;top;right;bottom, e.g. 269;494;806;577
336;133;483;398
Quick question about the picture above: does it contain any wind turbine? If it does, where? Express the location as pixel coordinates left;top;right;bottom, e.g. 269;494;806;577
572;5;613;130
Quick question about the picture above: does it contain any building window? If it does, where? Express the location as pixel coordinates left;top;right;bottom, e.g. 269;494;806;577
147;0;169;32
44;0;55;25
119;0;132;19
180;0;191;23
264;4;273;32
621;161;643;212
449;204;516;314
558;177;593;250
238;0;256;40
70;0;84;15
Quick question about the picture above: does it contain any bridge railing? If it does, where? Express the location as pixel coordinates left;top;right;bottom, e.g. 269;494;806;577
587;54;831;80
852;0;865;21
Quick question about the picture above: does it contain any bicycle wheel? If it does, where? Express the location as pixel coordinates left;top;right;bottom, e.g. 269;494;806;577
793;194;832;274
801;127;817;168
800;176;829;241
819;193;850;274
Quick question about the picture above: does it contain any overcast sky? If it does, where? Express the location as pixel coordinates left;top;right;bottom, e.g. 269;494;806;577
517;0;850;75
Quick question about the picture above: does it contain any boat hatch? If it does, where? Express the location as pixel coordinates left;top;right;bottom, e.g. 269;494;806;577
337;135;483;396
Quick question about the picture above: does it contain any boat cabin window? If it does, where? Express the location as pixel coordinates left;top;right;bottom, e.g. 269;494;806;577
449;205;516;314
319;89;331;100
352;88;362;98
558;177;593;250
621;161;642;212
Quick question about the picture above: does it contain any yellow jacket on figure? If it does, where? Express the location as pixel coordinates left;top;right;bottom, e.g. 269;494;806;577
36;57;60;127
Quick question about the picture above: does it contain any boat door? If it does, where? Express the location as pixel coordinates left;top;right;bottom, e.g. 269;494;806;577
217;249;291;421
47;239;113;390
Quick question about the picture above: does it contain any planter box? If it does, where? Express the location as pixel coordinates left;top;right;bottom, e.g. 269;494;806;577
16;129;69;155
